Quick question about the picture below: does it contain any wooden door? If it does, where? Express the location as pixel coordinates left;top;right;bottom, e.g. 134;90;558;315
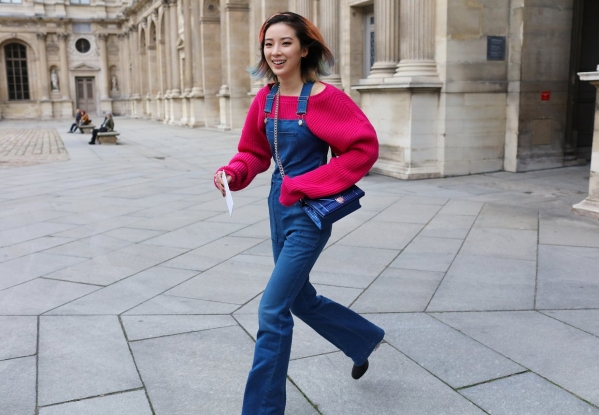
75;77;96;115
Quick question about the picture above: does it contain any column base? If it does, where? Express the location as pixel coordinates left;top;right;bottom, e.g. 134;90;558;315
572;198;599;219
169;97;183;125
188;96;205;127
40;100;53;120
371;159;441;180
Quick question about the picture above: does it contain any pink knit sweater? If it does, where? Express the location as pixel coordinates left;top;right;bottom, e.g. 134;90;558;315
216;83;379;207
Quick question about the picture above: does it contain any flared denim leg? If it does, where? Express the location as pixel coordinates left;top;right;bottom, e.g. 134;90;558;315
241;236;329;415
290;281;385;366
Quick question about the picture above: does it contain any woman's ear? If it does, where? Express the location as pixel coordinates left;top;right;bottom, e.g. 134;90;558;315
301;47;308;58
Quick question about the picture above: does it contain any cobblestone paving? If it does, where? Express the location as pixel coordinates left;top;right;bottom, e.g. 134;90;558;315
0;128;69;169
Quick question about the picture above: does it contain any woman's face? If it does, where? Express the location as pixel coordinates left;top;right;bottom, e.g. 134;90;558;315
263;23;307;82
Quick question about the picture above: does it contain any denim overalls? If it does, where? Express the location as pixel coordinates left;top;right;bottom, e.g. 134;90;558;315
241;82;385;415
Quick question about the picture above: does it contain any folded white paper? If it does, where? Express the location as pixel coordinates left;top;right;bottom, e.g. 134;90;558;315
222;170;234;217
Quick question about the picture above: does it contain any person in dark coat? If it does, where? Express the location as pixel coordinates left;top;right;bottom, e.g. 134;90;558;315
68;109;82;133
89;113;114;145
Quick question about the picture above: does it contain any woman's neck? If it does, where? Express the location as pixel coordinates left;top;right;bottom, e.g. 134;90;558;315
277;78;305;96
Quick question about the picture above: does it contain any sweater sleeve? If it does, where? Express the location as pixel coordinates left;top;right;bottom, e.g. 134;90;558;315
215;87;272;191
279;87;378;206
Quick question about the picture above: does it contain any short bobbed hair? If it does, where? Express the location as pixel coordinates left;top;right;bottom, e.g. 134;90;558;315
249;12;335;83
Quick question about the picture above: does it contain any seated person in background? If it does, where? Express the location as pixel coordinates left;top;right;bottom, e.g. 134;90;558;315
68;109;82;133
89;113;114;145
77;111;91;133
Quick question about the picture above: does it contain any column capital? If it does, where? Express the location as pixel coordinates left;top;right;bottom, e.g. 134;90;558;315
36;32;47;40
96;33;109;41
128;24;138;33
57;33;70;42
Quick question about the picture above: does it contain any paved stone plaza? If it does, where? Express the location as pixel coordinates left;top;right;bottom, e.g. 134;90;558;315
1;118;599;415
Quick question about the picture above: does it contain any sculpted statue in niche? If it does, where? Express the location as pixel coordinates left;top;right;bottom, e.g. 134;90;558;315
111;75;119;91
50;69;59;91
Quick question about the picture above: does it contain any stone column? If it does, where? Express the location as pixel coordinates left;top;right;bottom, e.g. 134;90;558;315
180;0;193;125
291;0;313;20
168;0;182;124
573;69;599;219
182;0;193;95
129;25;143;117
319;0;342;89
36;33;50;100
187;0;204;126
393;0;439;83
97;33;114;114
199;0;221;127
366;0;399;80
37;33;53;119
217;0;251;131
57;33;71;100
169;0;181;96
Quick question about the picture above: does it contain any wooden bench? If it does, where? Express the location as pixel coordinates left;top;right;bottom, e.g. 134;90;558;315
97;131;120;144
79;124;95;134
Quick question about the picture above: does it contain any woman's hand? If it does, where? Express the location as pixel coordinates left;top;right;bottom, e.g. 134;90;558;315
214;171;232;197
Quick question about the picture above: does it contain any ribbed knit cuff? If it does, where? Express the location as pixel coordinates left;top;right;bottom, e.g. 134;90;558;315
279;176;303;207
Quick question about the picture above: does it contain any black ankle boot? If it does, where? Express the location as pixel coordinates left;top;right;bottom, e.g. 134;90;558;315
351;360;369;380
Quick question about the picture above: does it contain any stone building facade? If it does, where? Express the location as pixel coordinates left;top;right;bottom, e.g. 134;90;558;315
1;0;598;182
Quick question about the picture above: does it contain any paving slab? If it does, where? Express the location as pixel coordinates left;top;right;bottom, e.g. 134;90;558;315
373;202;443;224
351;268;444;313
165;255;273;304
0;356;36;415
123;293;240;315
42;245;188;286
460;372;599;415
310;245;399;289
0;316;37;360
130;325;316;415
460;227;538;261
0;252;88;291
539;212;599;248
38;390;153;415
418;213;477;239
330;221;423;250
46;267;198;315
139;221;248;249
536;245;599;309
0;278;99;315
125;209;219;231
369;313;524;388
434;311;599;407
541;309;599;337
437;200;484;216
0;221;76;248
38;316;142;406
43;233;135;258
160;236;265;271
122;314;236;341
288;344;486;415
427;254;536;311
0;235;74;264
389;236;462;272
474;203;538;230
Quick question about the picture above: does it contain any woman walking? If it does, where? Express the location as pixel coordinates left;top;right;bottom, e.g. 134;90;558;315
214;12;384;414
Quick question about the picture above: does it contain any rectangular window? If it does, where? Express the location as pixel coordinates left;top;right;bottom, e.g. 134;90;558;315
0;0;23;3
72;23;92;33
5;43;30;101
70;0;90;4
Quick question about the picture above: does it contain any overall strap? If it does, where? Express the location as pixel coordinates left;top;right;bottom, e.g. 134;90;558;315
296;81;314;115
264;83;279;114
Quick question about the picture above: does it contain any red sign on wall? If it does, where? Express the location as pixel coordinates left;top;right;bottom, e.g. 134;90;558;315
541;91;551;101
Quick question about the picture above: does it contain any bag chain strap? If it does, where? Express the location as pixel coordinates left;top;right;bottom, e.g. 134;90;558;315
273;84;286;179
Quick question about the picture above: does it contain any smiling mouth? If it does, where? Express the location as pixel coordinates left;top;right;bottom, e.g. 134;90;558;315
272;60;286;65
